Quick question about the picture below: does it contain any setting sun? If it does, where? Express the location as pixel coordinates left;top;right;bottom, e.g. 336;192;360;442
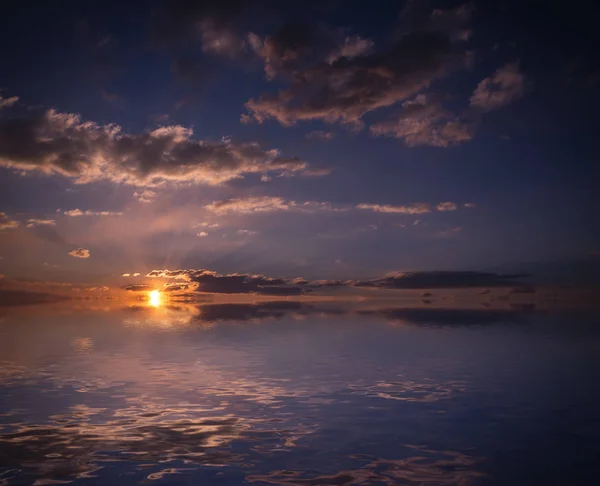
148;290;161;307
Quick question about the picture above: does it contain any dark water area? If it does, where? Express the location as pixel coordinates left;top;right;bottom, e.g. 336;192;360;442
1;302;599;485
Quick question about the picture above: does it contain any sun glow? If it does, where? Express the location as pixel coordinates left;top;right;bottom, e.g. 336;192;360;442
149;290;161;307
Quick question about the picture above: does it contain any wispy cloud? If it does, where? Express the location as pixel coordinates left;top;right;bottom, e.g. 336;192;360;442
26;219;56;228
63;209;124;217
0;212;19;230
470;62;527;112
0;96;18;109
436;202;458;211
306;130;335;140
370;94;473;147
356;203;431;214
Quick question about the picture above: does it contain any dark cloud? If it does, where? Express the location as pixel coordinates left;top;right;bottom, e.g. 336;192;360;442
354;271;528;289
146;268;531;295
151;0;254;57
146;269;304;295
244;3;472;127
0;107;308;186
123;284;155;292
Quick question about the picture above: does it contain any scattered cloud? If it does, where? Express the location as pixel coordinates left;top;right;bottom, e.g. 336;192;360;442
356;203;431;214
0;96;19;109
306;130;335;140
436;202;458;211
370;94;473;147
68;248;91;258
197;231;209;237
237;229;258;235
0;212;19;230
0;106;310;186
205;197;467;216
205;196;295;213
194;222;220;229
26;218;56;228
133;189;157;203
64;209;124;217
470;62;526;112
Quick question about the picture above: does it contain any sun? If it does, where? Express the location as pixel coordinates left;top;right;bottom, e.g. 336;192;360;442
149;290;161;307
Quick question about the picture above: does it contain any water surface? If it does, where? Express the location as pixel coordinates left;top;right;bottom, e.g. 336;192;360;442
1;301;599;485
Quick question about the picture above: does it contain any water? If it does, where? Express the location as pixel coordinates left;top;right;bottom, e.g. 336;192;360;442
1;301;599;485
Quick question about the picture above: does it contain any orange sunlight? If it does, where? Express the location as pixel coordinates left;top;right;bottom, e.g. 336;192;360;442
149;290;161;307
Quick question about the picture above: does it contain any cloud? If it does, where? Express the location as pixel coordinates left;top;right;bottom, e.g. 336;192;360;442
25;219;56;228
0;96;19;109
151;0;252;57
205;196;295;213
436;202;458;211
197;231;209;237
248;21;374;80
204;196;349;214
205;197;465;215
0;212;19;230
244;3;472;127
194;222;220;228
470;62;526;112
64;209;123;217
370;94;473;147
133;189;157;203
354;271;528;289
123;284;154;292
237;229;258;235
436;226;462;237
0;107;309;186
356;203;431;214
146;268;304;295
68;248;91;258
101;89;121;103
306;130;335;140
137;266;532;296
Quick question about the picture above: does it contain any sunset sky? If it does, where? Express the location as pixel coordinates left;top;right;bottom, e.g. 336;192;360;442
1;0;599;294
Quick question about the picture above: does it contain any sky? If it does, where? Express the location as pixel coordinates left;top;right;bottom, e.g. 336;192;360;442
1;0;599;295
